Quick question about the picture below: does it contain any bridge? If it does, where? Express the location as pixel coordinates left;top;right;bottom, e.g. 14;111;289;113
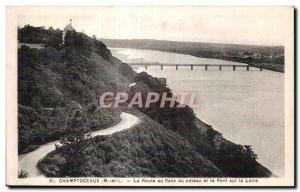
128;62;263;71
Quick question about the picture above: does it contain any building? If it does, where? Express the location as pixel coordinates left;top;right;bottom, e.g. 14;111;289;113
253;53;262;59
62;19;74;44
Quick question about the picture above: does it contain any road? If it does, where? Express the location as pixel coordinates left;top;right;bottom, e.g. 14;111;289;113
18;112;141;178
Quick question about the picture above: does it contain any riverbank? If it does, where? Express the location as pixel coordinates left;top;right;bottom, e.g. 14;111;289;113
110;47;284;176
101;39;284;72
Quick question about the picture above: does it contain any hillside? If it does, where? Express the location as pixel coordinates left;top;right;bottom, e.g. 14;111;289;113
18;25;134;154
38;118;224;177
18;25;272;177
101;38;284;72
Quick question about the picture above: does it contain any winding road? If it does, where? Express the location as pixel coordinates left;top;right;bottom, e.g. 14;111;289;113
18;112;141;178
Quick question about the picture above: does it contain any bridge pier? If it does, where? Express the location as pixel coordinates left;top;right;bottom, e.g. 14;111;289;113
129;63;261;72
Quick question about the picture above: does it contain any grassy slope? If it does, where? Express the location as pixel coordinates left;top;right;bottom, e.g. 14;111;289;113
18;27;134;154
18;105;121;154
38;117;224;177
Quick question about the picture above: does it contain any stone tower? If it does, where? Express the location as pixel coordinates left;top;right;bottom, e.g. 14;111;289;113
62;19;74;44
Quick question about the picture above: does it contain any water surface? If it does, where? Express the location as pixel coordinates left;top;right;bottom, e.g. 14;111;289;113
111;47;284;176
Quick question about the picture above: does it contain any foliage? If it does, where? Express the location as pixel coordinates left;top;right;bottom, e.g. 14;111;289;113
18;170;29;178
60;110;91;144
103;39;284;72
18;25;132;155
18;28;134;107
133;71;197;132
18;105;120;154
18;25;62;49
214;144;261;177
53;110;93;177
131;71;271;177
38;118;224;177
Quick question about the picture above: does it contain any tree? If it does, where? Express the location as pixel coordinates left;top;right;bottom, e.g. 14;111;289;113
215;144;258;177
56;110;92;176
61;110;91;145
87;102;98;113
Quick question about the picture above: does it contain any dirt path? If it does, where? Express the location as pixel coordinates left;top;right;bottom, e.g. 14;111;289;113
18;112;141;178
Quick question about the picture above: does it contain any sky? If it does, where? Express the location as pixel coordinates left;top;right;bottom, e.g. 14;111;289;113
12;6;293;46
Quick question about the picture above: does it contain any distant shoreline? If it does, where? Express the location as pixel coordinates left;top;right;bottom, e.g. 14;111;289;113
102;39;284;73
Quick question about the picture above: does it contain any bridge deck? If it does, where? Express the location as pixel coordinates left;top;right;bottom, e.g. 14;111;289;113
128;63;248;67
127;63;262;71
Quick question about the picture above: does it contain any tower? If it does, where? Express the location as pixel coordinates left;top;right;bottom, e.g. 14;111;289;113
62;19;74;44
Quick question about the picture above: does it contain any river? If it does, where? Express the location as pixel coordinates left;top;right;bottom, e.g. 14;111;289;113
110;47;285;177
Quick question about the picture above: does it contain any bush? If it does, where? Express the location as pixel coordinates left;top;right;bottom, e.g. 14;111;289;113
18;105;121;154
18;170;29;178
39;118;224;177
215;144;259;177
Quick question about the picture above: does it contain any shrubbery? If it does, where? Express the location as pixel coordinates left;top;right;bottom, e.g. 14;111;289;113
38;118;224;177
129;71;271;177
18;31;134;107
18;170;29;178
214;144;261;177
18;26;134;154
18;105;121;154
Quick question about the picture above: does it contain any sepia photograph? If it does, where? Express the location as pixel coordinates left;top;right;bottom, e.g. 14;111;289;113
6;6;294;187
